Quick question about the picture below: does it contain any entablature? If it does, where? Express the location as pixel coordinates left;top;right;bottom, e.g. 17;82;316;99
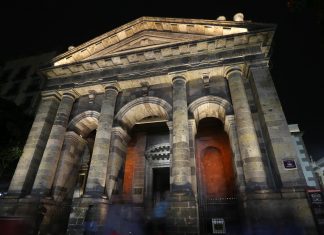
41;30;272;80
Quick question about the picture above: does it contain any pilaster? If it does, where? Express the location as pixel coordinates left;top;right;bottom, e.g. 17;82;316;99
247;64;307;188
225;115;246;192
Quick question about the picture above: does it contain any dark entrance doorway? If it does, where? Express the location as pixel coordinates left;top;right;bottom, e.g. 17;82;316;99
152;167;170;205
195;118;241;234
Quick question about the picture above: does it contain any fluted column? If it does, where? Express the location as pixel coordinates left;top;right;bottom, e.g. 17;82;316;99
32;91;78;195
105;127;130;199
85;84;119;196
226;67;268;189
171;76;191;191
52;131;87;201
8;92;61;196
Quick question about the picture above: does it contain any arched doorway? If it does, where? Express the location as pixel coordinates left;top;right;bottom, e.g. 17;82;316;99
195;117;239;234
197;118;235;199
196;118;235;200
110;97;172;210
122;122;170;207
189;96;242;234
66;110;100;199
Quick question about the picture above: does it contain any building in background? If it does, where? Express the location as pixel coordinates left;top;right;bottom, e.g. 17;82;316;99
289;124;319;188
0;52;57;116
0;16;320;234
0;52;57;196
313;157;324;190
289;124;324;232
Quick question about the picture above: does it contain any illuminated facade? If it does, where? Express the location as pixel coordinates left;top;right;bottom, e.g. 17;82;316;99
0;16;319;234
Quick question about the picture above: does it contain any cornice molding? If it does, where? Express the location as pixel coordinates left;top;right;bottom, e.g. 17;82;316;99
51;16;275;66
42;30;274;80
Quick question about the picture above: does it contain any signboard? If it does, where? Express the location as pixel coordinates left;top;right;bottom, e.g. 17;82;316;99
212;218;226;234
306;189;324;229
283;159;297;169
307;189;324;204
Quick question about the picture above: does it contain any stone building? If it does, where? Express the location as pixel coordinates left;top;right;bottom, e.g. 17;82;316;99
289;124;319;188
313;158;324;190
0;16;319;234
0;52;57;195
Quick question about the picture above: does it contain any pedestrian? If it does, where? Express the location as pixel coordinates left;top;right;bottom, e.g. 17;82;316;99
152;191;169;235
84;205;98;235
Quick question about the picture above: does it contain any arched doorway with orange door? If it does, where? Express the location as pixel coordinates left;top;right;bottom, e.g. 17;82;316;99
189;96;243;234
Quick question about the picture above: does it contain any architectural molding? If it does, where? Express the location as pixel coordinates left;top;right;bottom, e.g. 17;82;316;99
188;95;233;124
42;33;272;80
67;110;100;137
115;96;172;129
52;16;275;66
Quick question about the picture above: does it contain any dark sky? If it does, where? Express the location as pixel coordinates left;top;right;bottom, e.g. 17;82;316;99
0;0;323;160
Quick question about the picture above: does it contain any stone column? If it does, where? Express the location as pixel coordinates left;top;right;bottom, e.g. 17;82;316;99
32;91;78;196
171;76;191;191
8;92;61;196
226;67;268;190
105;127;130;199
84;84;119;197
52;132;87;201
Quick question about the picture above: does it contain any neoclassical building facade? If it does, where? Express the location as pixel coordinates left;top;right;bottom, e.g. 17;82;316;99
0;16;318;234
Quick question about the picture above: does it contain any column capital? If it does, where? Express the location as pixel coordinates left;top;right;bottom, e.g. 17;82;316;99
224;66;243;79
62;89;80;100
172;76;187;84
104;83;120;93
169;70;188;84
41;91;62;101
111;126;130;143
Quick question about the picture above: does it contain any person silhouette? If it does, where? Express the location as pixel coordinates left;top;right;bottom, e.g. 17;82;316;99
152;191;169;235
84;205;98;235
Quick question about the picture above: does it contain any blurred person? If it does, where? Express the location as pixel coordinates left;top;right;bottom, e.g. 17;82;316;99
151;191;169;235
84;205;98;235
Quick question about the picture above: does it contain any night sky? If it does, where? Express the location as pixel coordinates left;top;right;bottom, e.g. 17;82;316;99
0;0;323;160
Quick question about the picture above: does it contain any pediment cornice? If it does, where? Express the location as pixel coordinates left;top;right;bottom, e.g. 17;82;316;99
42;29;274;80
51;16;275;66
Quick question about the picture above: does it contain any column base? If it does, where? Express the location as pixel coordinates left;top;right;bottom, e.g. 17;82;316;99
67;196;109;235
166;190;199;235
171;182;192;193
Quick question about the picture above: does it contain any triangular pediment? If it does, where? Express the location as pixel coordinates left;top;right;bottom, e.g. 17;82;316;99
52;16;275;66
86;30;212;59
